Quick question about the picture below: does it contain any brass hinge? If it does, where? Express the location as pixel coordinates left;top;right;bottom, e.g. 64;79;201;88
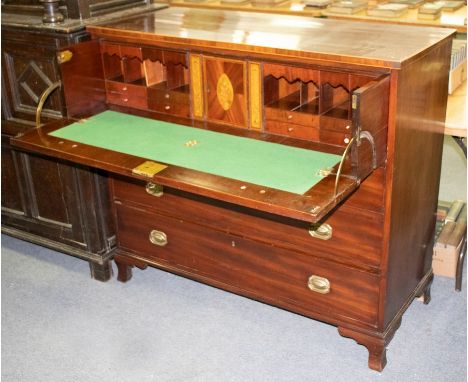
351;94;358;110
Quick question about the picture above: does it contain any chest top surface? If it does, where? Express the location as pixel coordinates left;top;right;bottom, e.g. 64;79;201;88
88;6;455;69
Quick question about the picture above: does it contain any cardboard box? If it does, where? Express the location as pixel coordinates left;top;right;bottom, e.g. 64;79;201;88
432;201;466;278
448;59;466;94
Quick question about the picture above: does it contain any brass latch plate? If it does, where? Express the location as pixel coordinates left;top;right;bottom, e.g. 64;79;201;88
132;161;167;178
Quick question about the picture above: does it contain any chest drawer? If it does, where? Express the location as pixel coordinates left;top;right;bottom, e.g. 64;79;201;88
111;177;384;270
115;203;379;326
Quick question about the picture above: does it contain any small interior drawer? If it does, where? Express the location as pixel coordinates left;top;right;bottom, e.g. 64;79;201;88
106;81;148;109
320;115;352;132
265;106;319;128
106;81;147;96
264;120;319;141
147;87;191;117
319;129;351;146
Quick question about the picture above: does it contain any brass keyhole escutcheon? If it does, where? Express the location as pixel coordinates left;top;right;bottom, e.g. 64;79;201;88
308;275;330;294
149;230;168;247
309;223;332;240
145;182;163;197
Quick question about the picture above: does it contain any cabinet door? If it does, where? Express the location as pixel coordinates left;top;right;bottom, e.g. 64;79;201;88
1;144;115;252
351;75;390;180
204;57;247;127
2;149;87;247
59;39;106;118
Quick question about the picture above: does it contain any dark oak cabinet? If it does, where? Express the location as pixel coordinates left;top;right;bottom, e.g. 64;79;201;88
1;0;167;278
1;18;116;280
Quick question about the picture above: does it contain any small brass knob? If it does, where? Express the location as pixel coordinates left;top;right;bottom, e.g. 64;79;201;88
165;93;170;99
57;50;73;64
308;275;330;294
145;182;163;197
149;230;168;246
287;114;293;120
122;86;127;91
288;127;294;132
165;105;171;110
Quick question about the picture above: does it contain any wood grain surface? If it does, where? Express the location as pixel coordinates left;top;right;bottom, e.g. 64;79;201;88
87;7;455;69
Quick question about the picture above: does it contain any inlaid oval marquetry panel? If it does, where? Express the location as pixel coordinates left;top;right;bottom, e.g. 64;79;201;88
216;73;234;111
204;56;247;127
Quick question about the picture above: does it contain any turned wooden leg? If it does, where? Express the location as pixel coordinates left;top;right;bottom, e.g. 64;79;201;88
114;254;147;283
338;319;401;372
422;272;434;305
89;261;113;282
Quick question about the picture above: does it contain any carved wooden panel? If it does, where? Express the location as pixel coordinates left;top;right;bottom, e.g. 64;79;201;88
1;134;27;216
204;56;247;127
23;154;72;225
2;46;63;122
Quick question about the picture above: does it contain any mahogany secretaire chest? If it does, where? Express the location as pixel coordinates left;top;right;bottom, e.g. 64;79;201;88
12;7;455;371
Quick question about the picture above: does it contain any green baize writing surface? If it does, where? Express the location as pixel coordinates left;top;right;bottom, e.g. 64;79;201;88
50;111;341;195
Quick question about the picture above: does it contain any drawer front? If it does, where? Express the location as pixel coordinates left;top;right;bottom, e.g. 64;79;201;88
116;204;379;325
106;92;148;109
265;106;319;128
106;81;148;109
111;177;384;269
147;88;191;117
265;120;319;141
106;81;147;96
320;115;352;133
319;129;351;146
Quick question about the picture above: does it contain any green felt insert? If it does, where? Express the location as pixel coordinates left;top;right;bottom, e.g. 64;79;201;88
50;111;341;195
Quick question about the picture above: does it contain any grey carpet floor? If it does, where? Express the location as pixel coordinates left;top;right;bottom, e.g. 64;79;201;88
1;233;466;382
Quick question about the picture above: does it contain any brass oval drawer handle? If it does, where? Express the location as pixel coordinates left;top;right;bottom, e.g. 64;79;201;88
308;275;330;294
145;182;163;197
309;223;332;240
149;229;168;246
